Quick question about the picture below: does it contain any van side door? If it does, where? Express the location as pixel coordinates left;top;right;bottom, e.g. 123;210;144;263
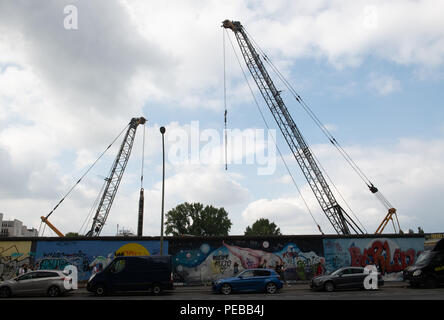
126;257;150;291
106;258;128;291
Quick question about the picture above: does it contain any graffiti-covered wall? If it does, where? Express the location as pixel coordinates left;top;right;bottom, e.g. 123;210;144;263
0;235;424;283
0;241;35;280
169;236;325;284
169;235;424;284
323;237;424;281
34;239;166;282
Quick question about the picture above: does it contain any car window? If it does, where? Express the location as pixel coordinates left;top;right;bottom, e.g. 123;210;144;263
415;251;435;265
351;268;364;274
17;273;35;281
109;259;126;273
35;272;60;279
341;268;352;275
254;270;271;277
239;270;255;278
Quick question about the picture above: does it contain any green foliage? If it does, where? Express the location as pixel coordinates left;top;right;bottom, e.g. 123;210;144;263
244;218;281;236
165;202;232;236
65;232;81;237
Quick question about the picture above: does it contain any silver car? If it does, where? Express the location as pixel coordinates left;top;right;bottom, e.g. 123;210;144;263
0;270;74;298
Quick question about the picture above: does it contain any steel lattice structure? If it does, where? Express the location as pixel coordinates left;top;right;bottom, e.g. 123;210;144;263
223;20;364;235
86;117;146;237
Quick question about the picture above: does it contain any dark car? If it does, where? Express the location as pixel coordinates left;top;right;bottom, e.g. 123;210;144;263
0;270;75;298
87;255;174;296
212;268;283;295
403;249;444;288
310;266;384;292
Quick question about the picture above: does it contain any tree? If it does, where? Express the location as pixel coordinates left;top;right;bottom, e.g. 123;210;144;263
244;218;281;236
165;202;232;236
65;232;81;237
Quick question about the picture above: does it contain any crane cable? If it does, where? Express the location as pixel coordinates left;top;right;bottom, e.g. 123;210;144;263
80;121;147;236
244;28;394;211
223;29;228;171
225;30;324;235
244;30;366;230
39;122;131;236
78;181;107;234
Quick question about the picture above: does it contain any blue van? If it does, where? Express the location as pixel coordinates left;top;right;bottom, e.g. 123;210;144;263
87;255;174;296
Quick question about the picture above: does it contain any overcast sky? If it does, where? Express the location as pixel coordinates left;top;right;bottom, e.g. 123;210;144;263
0;0;443;236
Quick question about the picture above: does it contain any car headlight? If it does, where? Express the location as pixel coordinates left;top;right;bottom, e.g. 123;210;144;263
413;270;422;277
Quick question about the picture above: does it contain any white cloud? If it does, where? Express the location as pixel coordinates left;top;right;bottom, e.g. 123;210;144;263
368;72;401;95
248;138;444;235
0;1;443;237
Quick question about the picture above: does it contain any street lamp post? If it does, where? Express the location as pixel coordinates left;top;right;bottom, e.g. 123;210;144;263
160;126;166;255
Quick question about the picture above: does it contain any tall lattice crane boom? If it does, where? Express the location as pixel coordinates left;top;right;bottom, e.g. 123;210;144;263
85;117;146;237
223;20;364;235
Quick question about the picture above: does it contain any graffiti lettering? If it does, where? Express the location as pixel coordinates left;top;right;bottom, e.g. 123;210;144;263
213;255;232;274
349;240;416;273
38;258;70;271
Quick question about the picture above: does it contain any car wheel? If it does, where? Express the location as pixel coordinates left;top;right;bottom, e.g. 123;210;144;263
151;283;162;295
220;283;232;295
94;284;107;296
324;281;335;292
47;286;61;297
266;282;278;294
0;287;11;298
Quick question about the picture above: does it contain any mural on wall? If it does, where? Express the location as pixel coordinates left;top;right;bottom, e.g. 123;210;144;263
0;236;425;284
171;239;325;284
323;237;424;281
34;240;165;282
0;241;34;280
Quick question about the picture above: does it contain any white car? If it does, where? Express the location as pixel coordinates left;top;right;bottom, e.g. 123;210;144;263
0;270;75;298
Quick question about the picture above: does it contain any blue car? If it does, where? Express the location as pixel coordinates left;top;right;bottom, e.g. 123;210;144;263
212;268;283;295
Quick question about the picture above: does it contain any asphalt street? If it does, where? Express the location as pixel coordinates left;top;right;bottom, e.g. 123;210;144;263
5;281;444;300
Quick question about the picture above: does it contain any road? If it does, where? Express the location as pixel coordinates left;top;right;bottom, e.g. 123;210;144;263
6;282;444;300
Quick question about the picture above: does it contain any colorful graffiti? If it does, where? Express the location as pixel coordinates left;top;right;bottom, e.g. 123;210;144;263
0;236;425;284
0;241;34;280
323;237;424;280
34;240;164;282
171;240;325;284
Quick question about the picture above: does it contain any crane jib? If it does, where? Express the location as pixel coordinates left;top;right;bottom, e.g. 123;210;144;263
86;117;147;237
223;20;363;235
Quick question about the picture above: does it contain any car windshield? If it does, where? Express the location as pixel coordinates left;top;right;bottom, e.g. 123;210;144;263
414;251;435;266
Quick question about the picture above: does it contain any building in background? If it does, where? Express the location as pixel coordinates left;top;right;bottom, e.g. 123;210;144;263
0;213;38;237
